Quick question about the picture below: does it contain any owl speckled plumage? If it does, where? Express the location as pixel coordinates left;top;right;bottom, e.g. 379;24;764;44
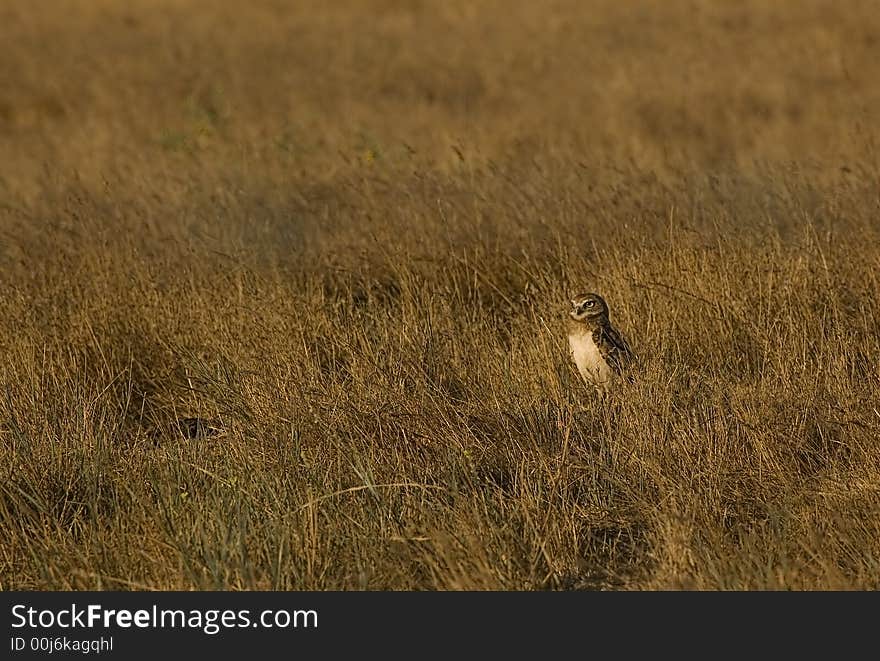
567;292;633;393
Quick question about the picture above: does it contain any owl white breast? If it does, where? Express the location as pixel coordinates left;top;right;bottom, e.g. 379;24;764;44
568;329;613;389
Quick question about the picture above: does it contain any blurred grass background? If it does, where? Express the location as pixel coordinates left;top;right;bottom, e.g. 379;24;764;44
1;0;879;589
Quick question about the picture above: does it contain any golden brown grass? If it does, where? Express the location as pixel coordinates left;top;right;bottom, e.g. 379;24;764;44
2;0;880;590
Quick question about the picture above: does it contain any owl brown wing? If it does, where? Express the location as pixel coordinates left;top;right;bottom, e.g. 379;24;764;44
593;325;634;375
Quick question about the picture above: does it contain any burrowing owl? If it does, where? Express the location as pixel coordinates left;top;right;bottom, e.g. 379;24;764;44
567;292;633;393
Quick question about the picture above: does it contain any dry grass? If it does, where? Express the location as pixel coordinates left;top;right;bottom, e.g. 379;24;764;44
2;0;880;590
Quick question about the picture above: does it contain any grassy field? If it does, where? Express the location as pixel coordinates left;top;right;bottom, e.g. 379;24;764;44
2;0;880;590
